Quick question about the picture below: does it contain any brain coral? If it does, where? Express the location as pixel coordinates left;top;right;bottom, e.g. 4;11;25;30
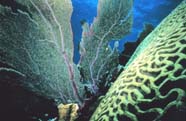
90;1;186;121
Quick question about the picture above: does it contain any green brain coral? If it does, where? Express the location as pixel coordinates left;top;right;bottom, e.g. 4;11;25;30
90;1;186;121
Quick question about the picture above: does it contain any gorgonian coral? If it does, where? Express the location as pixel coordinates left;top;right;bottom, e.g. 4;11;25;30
78;0;133;93
0;0;84;104
0;0;133;108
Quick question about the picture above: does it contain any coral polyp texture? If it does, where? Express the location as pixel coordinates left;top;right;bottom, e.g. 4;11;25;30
79;0;133;92
0;0;84;104
90;1;186;121
58;103;79;121
1;0;186;120
0;0;133;110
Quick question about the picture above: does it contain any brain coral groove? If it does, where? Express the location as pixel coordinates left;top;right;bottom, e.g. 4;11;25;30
90;1;186;121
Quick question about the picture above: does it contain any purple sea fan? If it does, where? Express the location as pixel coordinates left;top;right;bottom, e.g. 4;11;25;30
78;0;133;93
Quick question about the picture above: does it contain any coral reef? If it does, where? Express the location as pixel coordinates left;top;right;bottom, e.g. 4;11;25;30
0;81;58;120
0;0;84;104
58;103;79;121
90;1;186;121
0;0;133;120
119;23;154;66
78;0;133;93
1;0;185;121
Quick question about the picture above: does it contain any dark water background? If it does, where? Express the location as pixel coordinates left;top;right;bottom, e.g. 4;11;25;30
0;0;184;120
71;0;183;63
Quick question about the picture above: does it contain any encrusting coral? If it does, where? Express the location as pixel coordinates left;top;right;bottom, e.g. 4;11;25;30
58;103;79;121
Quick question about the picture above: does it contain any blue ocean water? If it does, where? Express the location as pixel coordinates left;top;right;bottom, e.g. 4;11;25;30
71;0;182;63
